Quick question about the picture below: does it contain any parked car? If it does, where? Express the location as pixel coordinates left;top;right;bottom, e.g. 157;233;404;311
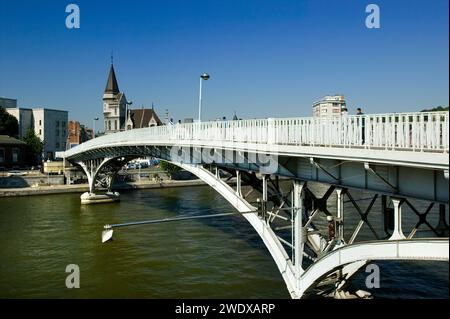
150;158;160;166
138;161;149;169
7;170;27;177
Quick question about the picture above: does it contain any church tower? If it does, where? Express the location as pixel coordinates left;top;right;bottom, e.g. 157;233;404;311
103;61;127;134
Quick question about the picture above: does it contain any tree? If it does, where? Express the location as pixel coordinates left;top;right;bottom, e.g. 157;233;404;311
0;107;19;137
421;106;449;112
23;128;44;165
159;160;182;178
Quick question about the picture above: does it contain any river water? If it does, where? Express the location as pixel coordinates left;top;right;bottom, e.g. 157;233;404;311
0;185;448;298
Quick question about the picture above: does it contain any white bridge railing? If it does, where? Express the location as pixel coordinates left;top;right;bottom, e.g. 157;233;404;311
65;111;449;157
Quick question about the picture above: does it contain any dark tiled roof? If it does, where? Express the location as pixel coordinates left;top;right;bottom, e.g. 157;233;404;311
0;135;26;145
130;108;162;128
104;64;120;94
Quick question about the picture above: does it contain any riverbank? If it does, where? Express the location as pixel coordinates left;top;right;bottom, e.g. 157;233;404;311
0;179;209;197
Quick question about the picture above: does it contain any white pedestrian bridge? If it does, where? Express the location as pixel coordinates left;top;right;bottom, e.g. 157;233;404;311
64;111;449;298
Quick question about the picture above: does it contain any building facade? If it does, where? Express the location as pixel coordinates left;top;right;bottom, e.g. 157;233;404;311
103;63;127;134
0;135;27;169
6;107;68;159
125;107;162;129
67;120;93;149
4;107;33;139
312;95;347;117
31;108;68;159
0;97;17;108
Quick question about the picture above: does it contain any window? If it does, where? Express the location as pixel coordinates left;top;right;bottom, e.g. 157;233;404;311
56;120;60;127
56;142;60;149
114;120;117;130
39;120;42;126
0;148;4;163
39;129;42;135
62;121;66;127
108;121;111;130
12;148;19;163
56;129;60;137
114;108;117;115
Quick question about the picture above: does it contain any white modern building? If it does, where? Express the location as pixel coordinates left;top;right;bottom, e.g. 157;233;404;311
312;95;347;117
4;107;34;139
32;108;68;159
6;107;68;159
103;63;128;134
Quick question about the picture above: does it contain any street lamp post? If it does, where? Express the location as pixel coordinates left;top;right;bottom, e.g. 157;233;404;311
93;117;99;139
198;73;210;122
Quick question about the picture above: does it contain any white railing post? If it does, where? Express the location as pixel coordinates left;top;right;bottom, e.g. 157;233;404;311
268;118;275;144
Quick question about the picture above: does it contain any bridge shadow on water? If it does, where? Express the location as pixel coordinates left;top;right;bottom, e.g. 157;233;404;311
119;185;271;254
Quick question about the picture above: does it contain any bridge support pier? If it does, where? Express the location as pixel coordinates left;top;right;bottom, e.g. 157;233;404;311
436;204;449;237
235;170;242;196
78;158;113;194
76;156;132;204
335;188;346;242
293;180;306;290
262;174;268;221
390;198;406;240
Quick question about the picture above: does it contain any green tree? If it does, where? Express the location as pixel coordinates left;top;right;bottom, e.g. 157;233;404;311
159;160;182;178
0;107;19;137
23;128;44;165
421;106;449;112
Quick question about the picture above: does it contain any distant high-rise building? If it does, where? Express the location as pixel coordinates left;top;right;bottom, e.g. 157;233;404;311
312;95;347;117
103;63;127;134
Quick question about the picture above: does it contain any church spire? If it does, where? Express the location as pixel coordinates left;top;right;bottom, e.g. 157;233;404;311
104;61;119;94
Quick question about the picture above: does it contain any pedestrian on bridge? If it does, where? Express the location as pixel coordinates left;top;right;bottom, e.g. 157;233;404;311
327;216;335;241
356;108;365;144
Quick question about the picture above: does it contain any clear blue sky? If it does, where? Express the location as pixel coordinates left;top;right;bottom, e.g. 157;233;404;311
0;0;448;130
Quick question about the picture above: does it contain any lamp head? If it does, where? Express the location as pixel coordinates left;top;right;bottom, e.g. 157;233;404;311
200;73;210;80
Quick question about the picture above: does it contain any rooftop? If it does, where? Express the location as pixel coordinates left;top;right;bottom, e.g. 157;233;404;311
0;135;26;145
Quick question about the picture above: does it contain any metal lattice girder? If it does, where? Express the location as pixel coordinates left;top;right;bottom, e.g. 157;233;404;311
404;200;440;238
304;185;335;216
347;193;380;244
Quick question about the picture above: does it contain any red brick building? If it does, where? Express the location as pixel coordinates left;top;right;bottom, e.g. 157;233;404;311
67;121;93;149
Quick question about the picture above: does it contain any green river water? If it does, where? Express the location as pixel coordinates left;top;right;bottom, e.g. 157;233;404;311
0;185;448;298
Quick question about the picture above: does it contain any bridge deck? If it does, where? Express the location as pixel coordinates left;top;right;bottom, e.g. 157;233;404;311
65;111;449;169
